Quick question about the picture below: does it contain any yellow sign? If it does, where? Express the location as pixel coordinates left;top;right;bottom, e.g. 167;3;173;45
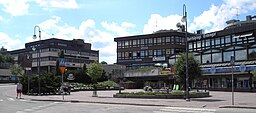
166;49;171;54
59;66;66;74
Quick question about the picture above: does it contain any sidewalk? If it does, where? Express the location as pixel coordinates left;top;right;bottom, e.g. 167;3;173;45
7;87;256;109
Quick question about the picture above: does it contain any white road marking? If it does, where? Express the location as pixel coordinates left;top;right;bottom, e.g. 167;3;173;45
7;98;15;101
154;107;216;113
0;99;3;101
16;102;63;113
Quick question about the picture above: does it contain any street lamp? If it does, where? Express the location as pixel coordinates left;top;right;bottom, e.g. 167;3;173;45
181;4;190;101
33;25;41;95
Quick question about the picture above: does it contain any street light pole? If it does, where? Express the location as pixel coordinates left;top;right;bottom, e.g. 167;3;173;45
33;25;41;96
182;4;190;101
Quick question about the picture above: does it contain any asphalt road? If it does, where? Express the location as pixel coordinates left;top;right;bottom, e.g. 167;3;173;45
1;84;256;113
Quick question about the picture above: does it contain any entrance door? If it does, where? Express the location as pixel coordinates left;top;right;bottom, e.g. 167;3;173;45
244;80;249;88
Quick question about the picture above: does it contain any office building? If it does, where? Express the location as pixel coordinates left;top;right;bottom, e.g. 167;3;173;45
114;15;256;91
8;38;99;73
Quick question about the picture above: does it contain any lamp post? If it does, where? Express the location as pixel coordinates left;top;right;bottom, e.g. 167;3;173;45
33;25;41;95
181;4;190;101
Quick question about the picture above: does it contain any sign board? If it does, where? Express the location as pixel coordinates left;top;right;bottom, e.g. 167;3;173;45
67;74;75;80
240;64;246;72
210;66;216;74
153;57;165;61
230;56;235;66
59;66;66;74
58;58;65;67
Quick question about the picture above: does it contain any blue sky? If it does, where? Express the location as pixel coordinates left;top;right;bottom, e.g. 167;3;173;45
0;0;255;64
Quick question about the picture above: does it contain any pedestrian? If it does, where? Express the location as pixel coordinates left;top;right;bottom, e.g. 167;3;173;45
16;81;23;99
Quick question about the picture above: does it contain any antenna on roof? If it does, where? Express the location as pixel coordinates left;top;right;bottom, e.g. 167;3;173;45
52;33;54;38
236;8;239;20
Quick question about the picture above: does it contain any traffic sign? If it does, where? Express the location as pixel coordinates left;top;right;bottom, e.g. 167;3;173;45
59;66;66;74
58;58;65;66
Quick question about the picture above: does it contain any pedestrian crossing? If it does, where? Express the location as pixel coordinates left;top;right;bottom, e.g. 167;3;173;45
0;97;30;102
154;107;217;113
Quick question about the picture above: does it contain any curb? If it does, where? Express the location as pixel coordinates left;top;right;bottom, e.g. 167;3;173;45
219;105;256;109
29;99;168;107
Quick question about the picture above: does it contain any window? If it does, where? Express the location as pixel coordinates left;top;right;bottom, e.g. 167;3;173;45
171;36;175;44
175;37;180;44
141;51;145;58
235;49;246;60
194;55;201;63
133;40;137;47
148;50;153;57
166;37;170;44
140;39;145;45
223;51;234;61
189;43;193;50
225;36;231;46
221;37;225;45
133;51;137;58
211;39;215;47
157;38;161;45
58;43;67;47
215;38;220;47
153;38;157;45
125;41;129;48
202;54;211;63
197;41;201;50
148;38;153;46
249;48;256;60
212;52;222;63
118;42;121;48
206;39;210;48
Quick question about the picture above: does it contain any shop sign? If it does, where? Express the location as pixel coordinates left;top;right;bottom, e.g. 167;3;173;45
153;57;165;61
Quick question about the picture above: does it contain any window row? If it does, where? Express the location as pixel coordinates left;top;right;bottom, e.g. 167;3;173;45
193;47;256;64
117;49;184;59
32;48;98;57
189;35;255;51
117;36;185;48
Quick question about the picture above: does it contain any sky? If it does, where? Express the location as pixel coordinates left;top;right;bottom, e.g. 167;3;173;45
0;0;255;64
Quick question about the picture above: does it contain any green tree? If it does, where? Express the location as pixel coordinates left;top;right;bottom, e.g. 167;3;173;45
173;53;201;89
10;64;23;76
100;61;107;64
87;62;103;97
4;55;14;63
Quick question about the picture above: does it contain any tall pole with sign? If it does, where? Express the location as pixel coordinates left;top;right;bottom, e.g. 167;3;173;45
230;56;235;105
58;58;66;100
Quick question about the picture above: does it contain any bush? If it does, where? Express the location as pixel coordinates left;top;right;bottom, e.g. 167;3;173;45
19;73;61;95
96;80;118;87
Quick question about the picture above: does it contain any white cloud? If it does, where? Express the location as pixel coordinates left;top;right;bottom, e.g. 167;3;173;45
101;22;135;36
189;0;256;33
26;16;133;64
35;0;79;9
0;16;3;21
0;32;22;50
0;0;30;16
143;14;182;34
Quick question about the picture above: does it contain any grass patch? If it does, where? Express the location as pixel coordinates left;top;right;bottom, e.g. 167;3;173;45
120;91;196;95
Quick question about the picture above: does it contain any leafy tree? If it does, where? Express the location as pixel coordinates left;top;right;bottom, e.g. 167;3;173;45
0;54;3;62
10;64;23;76
19;72;61;95
4;55;14;63
100;61;108;64
173;52;201;89
251;70;256;79
87;62;103;96
97;70;108;82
